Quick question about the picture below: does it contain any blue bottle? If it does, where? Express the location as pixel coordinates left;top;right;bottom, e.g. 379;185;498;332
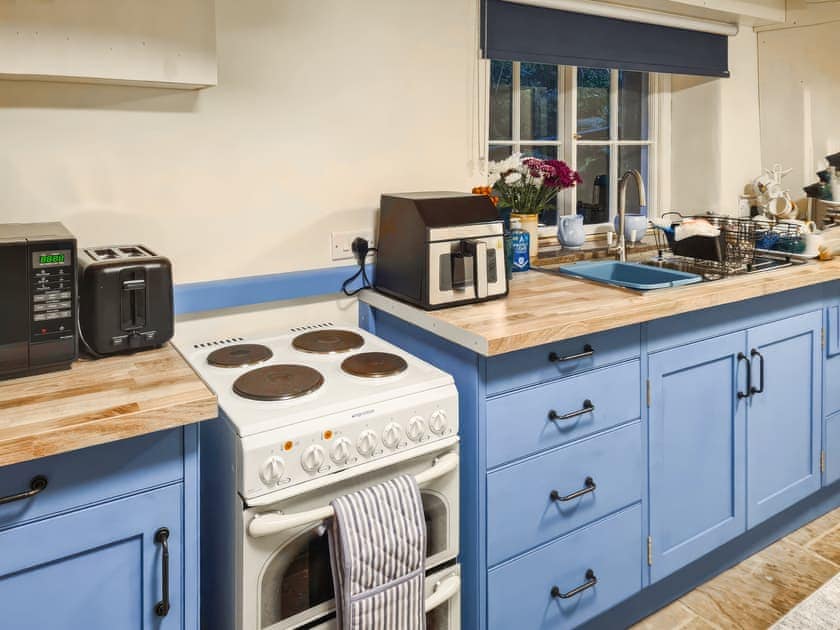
510;218;530;272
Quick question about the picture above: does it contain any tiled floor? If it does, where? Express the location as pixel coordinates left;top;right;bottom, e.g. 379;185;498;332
635;507;840;630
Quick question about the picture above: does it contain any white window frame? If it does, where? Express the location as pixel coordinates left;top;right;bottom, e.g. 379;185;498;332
483;62;671;237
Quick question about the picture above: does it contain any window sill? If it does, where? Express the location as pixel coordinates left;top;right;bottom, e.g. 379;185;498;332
533;234;660;267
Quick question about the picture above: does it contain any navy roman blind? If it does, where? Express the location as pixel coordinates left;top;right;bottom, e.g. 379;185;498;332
482;0;729;77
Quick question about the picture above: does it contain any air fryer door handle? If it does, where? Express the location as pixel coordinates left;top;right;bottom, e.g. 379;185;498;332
472;241;488;299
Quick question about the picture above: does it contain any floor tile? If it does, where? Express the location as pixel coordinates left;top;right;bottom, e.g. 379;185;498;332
805;523;840;566
631;601;696;629
785;509;840;547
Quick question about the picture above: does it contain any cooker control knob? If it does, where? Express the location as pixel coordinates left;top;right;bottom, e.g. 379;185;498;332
301;445;326;473
260;455;285;485
330;437;353;465
357;430;378;457
407;416;427;442
429;410;449;435
382;423;403;450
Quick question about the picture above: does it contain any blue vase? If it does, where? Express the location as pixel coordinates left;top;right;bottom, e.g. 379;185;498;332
558;214;586;249
614;213;648;243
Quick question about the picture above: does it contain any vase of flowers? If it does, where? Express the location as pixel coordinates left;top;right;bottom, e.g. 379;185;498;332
489;154;582;257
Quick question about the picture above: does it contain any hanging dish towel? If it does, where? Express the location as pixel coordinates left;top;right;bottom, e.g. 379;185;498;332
329;474;427;630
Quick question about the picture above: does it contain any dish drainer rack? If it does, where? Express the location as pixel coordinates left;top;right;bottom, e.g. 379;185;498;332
653;212;801;276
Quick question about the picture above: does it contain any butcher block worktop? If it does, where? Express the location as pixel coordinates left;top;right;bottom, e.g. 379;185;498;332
0;344;217;467
360;258;840;356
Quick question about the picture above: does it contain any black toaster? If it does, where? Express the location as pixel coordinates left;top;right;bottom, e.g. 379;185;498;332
77;245;174;355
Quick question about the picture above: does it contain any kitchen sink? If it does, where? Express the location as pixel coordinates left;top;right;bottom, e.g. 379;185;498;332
555;260;703;291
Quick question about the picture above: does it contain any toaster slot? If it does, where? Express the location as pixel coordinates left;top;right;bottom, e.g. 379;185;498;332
120;271;147;331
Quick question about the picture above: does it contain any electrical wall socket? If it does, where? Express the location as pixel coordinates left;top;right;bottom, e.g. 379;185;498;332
331;230;375;262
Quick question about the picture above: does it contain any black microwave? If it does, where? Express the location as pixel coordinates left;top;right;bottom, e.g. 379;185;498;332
0;222;78;380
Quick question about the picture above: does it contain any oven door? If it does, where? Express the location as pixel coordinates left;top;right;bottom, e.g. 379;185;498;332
242;442;459;630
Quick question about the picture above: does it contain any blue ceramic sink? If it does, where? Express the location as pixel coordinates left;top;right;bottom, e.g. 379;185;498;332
559;261;703;291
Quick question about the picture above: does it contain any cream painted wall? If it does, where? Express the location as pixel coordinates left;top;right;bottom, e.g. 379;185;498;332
0;0;480;284
669;27;763;215
758;1;840;207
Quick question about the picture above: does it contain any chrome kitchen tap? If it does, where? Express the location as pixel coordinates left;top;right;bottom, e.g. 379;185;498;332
615;169;647;262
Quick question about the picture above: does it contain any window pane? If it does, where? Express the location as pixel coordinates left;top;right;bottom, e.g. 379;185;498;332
488;144;513;162
577;68;610;141
490;60;513;141
618;71;649;140
520;63;558;141
576;145;610;225
521;145;559;226
618;146;649;215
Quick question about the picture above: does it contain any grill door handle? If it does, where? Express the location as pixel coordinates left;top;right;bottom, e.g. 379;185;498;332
750;349;765;395
0;476;48;506
551;569;598;599
551;477;596;502
549;344;594;363
549;400;594;421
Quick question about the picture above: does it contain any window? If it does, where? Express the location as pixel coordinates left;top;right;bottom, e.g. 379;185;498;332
488;61;663;234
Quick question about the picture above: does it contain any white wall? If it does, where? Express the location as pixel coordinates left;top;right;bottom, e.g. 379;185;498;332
0;0;479;284
669;27;763;215
757;1;840;207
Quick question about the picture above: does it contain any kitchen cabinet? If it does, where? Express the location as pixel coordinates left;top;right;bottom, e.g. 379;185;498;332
0;484;182;630
746;311;822;527
648;332;747;582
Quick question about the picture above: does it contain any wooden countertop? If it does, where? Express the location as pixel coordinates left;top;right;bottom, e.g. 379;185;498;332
361;259;840;356
0;344;217;468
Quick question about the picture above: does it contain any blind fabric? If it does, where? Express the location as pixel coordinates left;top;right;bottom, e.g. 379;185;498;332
482;0;730;77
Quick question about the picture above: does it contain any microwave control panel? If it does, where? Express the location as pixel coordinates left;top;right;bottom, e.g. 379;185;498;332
30;245;75;341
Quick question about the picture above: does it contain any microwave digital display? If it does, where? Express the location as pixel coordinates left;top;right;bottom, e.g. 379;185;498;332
32;250;71;268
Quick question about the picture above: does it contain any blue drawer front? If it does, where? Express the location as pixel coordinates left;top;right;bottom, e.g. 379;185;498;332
486;325;641;396
488;504;642;630
486;360;641;467
487;422;642;566
0;429;183;531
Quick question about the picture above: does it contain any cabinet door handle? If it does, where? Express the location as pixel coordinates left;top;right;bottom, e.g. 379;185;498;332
750;349;765;395
0;476;48;506
154;528;171;617
549;344;594;363
551;569;598;599
550;477;596;502
737;352;751;399
549;400;595;421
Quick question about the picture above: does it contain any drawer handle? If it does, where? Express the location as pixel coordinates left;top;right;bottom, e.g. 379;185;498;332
549;344;594;363
750;349;765;396
549;400;595;421
155;528;171;617
737;352;752;400
550;477;596;502
551;569;598;599
0;475;48;506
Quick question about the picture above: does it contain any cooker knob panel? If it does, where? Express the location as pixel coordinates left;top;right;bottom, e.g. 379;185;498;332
407;416;427;442
429;409;449;435
301;445;326;473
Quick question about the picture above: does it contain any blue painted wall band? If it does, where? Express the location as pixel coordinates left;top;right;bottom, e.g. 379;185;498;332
174;264;374;315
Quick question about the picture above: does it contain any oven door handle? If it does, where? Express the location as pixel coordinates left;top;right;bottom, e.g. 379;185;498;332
424;573;461;614
247;452;459;538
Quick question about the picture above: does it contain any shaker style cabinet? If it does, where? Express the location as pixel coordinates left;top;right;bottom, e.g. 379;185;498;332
649;310;823;581
0;485;183;630
648;332;747;583
746;311;822;527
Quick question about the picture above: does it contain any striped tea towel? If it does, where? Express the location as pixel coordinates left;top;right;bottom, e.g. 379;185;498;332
329;474;427;630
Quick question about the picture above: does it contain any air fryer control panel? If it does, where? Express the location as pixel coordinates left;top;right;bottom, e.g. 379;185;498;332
30;246;75;341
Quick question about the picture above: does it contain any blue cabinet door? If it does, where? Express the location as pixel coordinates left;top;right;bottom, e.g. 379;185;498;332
0;484;183;630
747;311;822;526
649;332;747;582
